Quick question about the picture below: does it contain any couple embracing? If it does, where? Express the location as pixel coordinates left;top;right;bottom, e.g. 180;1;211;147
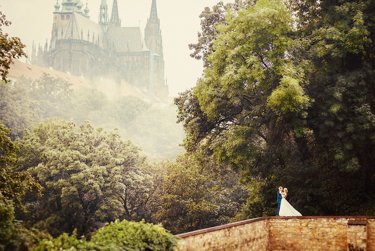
276;186;302;216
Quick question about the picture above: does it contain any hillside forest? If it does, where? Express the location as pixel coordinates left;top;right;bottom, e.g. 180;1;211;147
1;0;375;250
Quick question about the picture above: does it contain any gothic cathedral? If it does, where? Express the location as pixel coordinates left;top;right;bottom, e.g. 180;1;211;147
32;0;168;100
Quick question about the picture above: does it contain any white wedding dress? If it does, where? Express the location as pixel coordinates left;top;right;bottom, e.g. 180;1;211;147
279;194;302;216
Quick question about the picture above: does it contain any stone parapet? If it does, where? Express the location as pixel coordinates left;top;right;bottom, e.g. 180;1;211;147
176;218;269;251
176;216;375;251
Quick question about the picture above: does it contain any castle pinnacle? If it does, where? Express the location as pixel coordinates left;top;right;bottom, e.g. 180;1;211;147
76;0;84;13
149;0;158;22
84;2;90;18
54;0;61;13
99;0;109;29
109;0;121;27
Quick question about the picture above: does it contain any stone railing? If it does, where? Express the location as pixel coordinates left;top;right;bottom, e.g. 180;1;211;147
176;216;375;251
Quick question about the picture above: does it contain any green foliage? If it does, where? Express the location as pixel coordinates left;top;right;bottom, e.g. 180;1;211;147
15;74;73;120
0;195;20;251
69;87;184;158
188;0;254;68
109;96;151;126
33;220;178;251
15;119;150;237
178;0;375;218
91;220;177;251
0;123;46;251
0;81;40;140
292;0;375;213
127;105;184;158
32;230;98;251
0;11;26;82
0;122;42;209
267;64;311;115
71;87;110;126
0;195;51;251
157;154;250;234
5;76;184;158
177;0;313;217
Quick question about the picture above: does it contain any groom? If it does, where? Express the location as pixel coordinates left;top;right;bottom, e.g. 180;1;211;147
276;186;283;216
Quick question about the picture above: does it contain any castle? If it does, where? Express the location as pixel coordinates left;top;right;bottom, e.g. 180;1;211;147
31;0;168;101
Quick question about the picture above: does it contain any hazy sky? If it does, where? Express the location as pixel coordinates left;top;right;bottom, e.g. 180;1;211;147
0;0;230;96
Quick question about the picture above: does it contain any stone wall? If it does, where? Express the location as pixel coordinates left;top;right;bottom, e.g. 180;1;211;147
367;219;375;250
176;216;375;251
176;218;269;251
269;217;367;250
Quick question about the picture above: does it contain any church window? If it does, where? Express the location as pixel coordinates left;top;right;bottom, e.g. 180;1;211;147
61;15;65;20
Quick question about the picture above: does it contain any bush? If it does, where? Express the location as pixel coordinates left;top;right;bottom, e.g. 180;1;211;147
32;220;178;251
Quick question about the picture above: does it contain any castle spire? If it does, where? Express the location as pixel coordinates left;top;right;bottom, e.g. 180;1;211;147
144;0;163;57
149;0;158;22
109;0;121;27
99;0;109;30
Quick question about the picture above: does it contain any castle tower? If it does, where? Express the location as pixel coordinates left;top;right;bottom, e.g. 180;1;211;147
51;0;61;42
99;0;109;31
60;0;78;13
52;0;88;42
144;0;164;58
144;0;167;98
109;0;121;28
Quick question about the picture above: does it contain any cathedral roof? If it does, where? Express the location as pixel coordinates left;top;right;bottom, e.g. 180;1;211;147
64;12;106;48
106;27;145;52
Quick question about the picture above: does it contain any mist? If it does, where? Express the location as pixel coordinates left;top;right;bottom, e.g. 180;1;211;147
1;0;231;96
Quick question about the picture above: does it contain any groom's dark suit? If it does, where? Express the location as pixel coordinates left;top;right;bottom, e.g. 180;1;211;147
276;190;282;216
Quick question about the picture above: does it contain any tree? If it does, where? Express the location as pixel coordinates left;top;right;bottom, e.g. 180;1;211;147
109;96;150;126
157;154;250;234
15;74;73;120
70;86;109;126
127;104;185;158
15;119;151;237
291;0;375;214
178;0;312;215
0;122;45;251
70;90;184;158
0;81;41;140
0;122;42;209
189;0;254;68
177;0;375;217
0;11;26;82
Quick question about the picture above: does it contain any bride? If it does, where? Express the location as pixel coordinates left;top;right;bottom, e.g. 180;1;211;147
279;188;302;216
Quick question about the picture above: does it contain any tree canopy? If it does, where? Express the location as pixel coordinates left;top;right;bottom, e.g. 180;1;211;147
0;11;26;82
156;154;250;234
15;119;150;237
176;0;375;216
